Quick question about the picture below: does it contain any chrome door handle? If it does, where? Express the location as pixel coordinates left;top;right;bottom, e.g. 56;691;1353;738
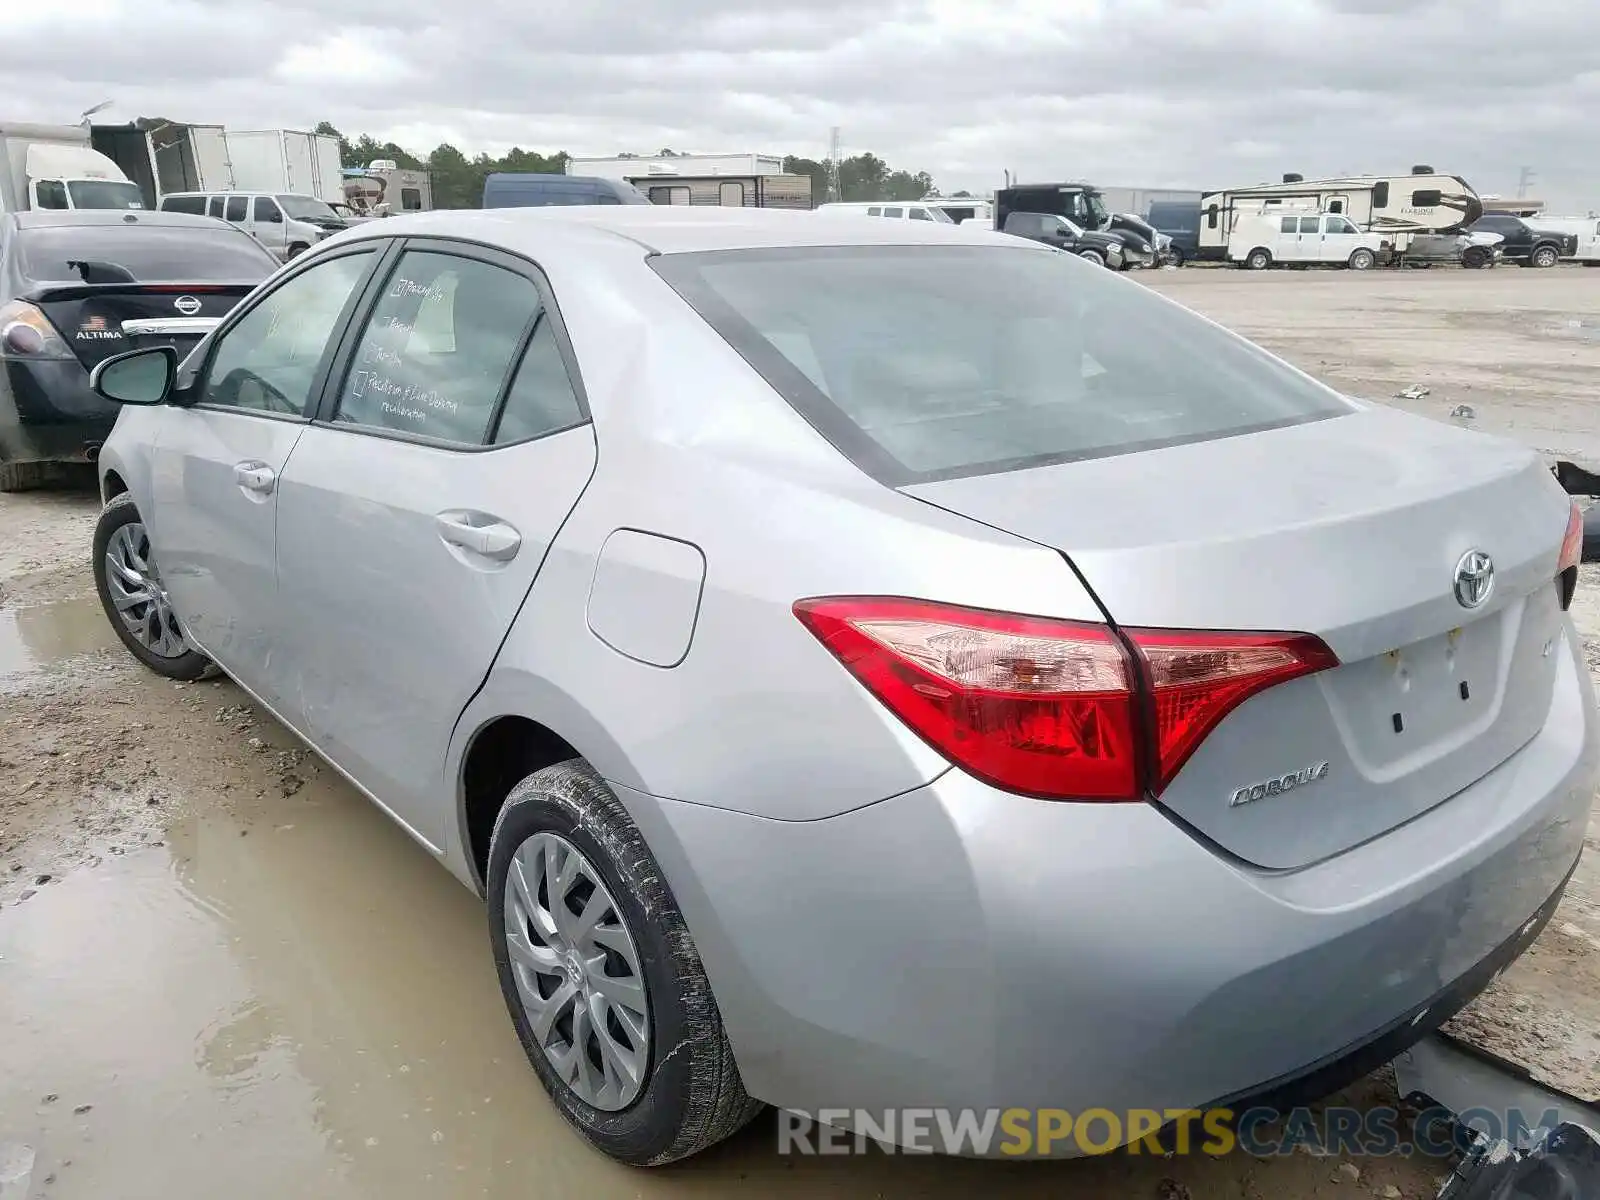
435;512;522;561
234;462;276;493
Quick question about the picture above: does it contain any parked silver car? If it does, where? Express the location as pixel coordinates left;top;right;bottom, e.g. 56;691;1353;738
86;207;1595;1166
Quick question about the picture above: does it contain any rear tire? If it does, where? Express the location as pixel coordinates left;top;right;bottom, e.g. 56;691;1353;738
1531;244;1559;268
1245;248;1272;271
487;759;762;1165
91;493;216;680
1462;246;1492;269
1347;248;1376;270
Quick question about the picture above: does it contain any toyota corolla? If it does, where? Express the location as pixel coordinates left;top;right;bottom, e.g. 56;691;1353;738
84;206;1595;1165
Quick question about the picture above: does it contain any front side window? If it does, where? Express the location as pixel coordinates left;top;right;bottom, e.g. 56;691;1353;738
67;180;144;209
225;195;248;222
910;208;933;221
34;180;68;210
254;196;281;222
1329;216;1359;234
651;245;1352;484
201;251;372;415
334;251;540;444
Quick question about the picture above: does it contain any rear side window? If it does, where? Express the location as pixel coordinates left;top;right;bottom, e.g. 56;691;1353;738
208;196;225;218
650;245;1352;485
492;318;585;444
883;207;904;218
1280;216;1298;233
163;195;206;215
17;225;277;283
225;195;248;222
334;251;541;444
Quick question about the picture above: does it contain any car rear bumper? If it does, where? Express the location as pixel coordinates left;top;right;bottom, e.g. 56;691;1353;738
1;359;118;464
618;622;1596;1154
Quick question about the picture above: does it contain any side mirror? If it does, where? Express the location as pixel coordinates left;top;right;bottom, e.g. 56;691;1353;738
91;346;176;406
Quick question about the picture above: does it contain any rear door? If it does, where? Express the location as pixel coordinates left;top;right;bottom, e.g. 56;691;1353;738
271;238;597;847
144;245;382;712
1278;214;1307;261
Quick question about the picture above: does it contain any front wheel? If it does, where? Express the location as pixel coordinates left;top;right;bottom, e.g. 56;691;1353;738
91;493;215;680
1347;248;1376;270
1169;247;1186;267
1531;245;1559;268
1245;248;1272;270
286;242;310;261
1077;249;1106;267
487;759;762;1165
1463;246;1492;269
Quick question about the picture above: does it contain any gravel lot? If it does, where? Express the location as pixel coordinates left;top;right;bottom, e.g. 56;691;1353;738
0;265;1596;1200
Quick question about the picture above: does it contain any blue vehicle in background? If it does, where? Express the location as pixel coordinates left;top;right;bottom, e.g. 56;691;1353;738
1146;199;1203;266
481;173;649;208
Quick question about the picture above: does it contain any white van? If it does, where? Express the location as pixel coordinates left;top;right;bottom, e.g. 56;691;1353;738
158;191;348;261
1228;211;1385;270
814;201;954;224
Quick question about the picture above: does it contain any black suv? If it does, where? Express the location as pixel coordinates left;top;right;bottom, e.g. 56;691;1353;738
1469;213;1576;268
1001;212;1127;268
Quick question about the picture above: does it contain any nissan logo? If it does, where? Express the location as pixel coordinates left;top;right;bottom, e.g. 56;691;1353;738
1453;550;1495;610
173;295;202;316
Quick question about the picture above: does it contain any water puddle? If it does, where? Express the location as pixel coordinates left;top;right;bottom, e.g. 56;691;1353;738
0;594;113;677
0;763;1436;1198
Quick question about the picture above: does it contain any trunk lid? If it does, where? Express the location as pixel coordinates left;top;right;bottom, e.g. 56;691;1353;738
902;406;1572;869
29;283;254;371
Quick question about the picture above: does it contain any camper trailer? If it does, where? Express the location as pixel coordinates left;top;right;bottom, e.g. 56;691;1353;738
0;123;144;213
1197;168;1483;262
343;160;433;216
566;153;813;209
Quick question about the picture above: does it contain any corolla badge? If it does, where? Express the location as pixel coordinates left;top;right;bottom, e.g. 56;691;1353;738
1229;761;1330;808
173;295;202;316
1453;550;1494;610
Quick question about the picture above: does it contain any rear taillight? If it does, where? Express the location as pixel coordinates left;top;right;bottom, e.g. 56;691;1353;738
0;300;72;360
794;596;1337;802
1559;500;1583;610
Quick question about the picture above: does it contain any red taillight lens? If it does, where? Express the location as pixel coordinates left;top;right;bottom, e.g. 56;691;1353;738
793;597;1141;799
0;299;72;359
1559;501;1583;610
794;596;1338;801
1128;629;1339;790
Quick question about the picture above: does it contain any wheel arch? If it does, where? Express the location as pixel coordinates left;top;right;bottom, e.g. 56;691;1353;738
451;673;646;895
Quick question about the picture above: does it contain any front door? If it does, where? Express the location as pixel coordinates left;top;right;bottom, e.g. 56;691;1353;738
272;240;598;846
251;195;289;258
1319;213;1362;262
146;245;381;712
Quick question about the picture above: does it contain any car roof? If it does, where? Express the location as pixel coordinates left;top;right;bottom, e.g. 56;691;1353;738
12;209;229;232
337;205;1026;255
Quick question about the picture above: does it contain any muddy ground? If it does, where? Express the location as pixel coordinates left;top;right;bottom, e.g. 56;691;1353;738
1;266;1596;1199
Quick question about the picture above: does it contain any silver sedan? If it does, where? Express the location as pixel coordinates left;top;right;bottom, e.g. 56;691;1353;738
86;205;1596;1165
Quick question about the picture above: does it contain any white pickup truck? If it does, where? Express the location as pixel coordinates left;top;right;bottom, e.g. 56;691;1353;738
0;122;145;214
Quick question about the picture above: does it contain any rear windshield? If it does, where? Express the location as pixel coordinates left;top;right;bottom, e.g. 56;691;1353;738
19;225;277;284
650;245;1351;484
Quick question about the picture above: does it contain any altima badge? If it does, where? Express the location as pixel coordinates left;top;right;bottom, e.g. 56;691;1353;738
1229;761;1330;808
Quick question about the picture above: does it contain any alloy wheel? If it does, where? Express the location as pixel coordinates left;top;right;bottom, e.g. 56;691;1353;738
503;831;652;1111
103;522;189;659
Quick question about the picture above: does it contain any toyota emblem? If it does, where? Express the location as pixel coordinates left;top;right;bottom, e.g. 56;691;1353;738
173;295;202;316
1453;549;1495;610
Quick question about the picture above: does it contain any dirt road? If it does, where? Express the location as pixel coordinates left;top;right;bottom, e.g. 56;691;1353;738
2;267;1597;1200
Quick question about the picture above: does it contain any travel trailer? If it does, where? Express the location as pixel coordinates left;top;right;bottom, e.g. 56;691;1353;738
566;153;813;209
342;160;433;216
1197;168;1483;261
0;123;144;213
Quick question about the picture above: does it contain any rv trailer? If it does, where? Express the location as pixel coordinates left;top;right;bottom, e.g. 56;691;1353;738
566;153;813;209
1196;167;1483;262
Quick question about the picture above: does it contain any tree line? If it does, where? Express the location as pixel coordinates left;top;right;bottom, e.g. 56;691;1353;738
316;123;963;208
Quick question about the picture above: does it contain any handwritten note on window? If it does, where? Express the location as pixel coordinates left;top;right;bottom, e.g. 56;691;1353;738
334;252;540;444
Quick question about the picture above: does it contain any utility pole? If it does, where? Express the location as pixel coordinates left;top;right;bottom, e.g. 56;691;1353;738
1517;166;1536;199
827;127;842;202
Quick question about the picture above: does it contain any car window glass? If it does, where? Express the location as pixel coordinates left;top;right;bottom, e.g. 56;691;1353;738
254;196;279;221
867;207;882;216
1280;217;1297;234
910;208;933;221
492;316;584;444
884;207;904;218
163;195;206;215
201;252;372;416
35;180;68;209
225;195;248;222
335;251;539;444
208;196;225;218
1300;217;1320;233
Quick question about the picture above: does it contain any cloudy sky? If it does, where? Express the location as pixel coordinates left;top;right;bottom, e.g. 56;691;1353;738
8;0;1597;209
